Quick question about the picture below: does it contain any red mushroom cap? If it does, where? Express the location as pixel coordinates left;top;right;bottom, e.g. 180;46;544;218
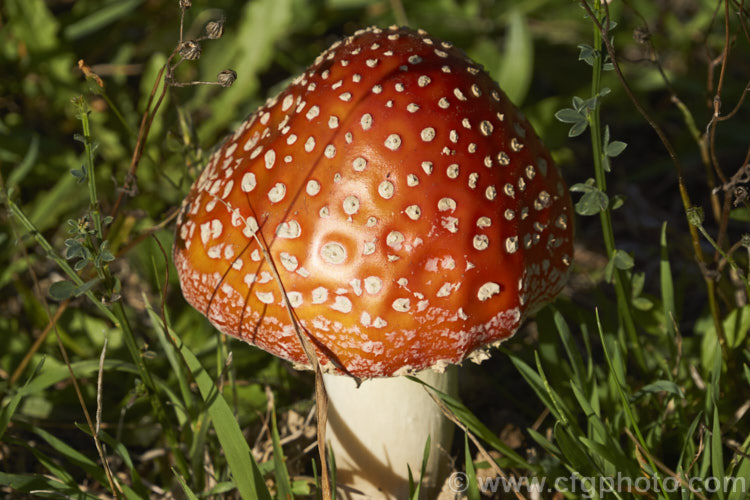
174;26;573;378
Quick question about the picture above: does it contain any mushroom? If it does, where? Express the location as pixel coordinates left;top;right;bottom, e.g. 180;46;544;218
174;26;573;498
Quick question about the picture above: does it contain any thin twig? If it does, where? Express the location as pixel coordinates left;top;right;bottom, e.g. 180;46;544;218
424;390;527;500
624;428;709;500
9;301;69;387
96;334;109;436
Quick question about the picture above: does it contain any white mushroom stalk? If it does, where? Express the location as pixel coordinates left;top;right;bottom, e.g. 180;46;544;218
324;368;457;498
174;26;573;498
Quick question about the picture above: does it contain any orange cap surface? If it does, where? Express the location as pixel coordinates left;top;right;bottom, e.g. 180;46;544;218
174;26;573;378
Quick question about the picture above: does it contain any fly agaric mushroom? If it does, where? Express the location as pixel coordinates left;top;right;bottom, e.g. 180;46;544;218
174;25;573;498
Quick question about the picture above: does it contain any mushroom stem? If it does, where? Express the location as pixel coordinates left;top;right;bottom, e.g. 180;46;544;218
323;367;458;498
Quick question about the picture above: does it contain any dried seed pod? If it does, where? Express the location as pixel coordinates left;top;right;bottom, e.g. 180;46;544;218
206;19;225;40
217;69;237;88
178;40;201;61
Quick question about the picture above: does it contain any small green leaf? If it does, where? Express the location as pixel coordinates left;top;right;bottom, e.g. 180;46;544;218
577;43;595;65
606;140;627;157
568;120;589;137
555;108;584;124
630;380;685;402
610;194;626;210
612;249;634;270
70;166;87;184
581;95;598;111
48;280;76;300
575;189;609;216
569;179;597;193
73;278;100;297
632;296;653;310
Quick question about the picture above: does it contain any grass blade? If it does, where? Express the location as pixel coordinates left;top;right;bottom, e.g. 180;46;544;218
177;337;271;500
406;375;532;469
660;222;677;342
271;404;294;500
464;433;480;500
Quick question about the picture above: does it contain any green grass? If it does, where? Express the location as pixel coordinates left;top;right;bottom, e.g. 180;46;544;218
1;0;749;498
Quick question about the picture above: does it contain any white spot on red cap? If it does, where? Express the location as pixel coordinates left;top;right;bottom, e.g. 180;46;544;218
447;164;459;179
384;134;402;151
242;217;259;238
477;282;500;301
306;105;320;120
280;252;298;272
421;127;436;142
331;296;352;313
364;276;382;294
405;205;421;220
343;196;360;215
268;183;286;203
312;287;328;304
506;236;519;254
306;180;321;196
386;231;404;250
321;242;346;264
221;180;234;199
378;180;395;199
360;311;371;326
473;234;489;251
200;219;222;244
276;220;301;239
438;198;456;212
361;113;373;130
281;94;294;111
264;149;276;169
352;157;367;171
256;291;274;304
241;172;256;192
288;292;303;307
392;298;410;312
